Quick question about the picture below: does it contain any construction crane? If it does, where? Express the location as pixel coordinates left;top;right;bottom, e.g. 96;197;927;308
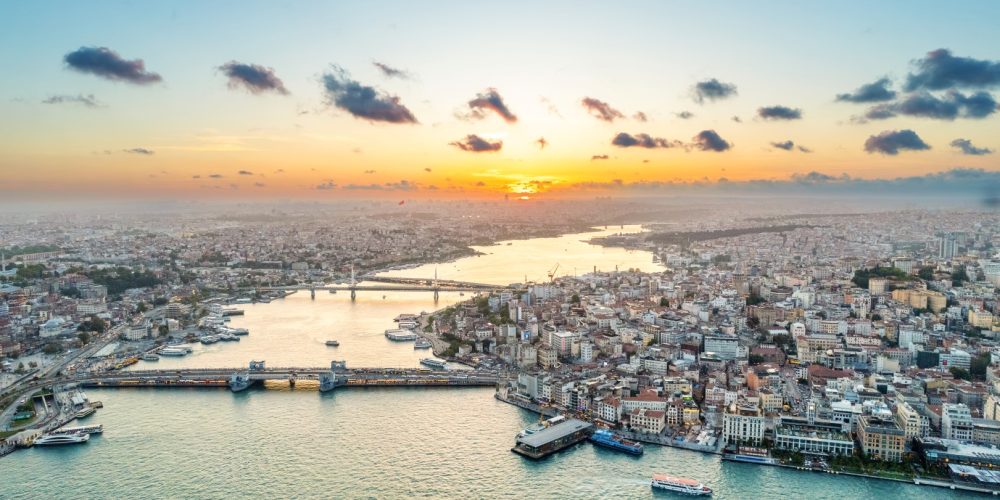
547;263;560;282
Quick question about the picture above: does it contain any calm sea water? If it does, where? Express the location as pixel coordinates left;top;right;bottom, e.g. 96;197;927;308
0;228;963;498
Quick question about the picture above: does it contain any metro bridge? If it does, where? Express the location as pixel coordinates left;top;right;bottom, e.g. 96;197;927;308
75;361;501;393
255;274;508;300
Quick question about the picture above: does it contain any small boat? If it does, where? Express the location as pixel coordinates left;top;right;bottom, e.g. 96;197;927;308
326;340;340;347
75;406;96;419
142;353;160;362
419;358;447;370
589;429;643;455
159;347;190;357
385;329;418;341
414;339;432;349
650;474;712;496
34;433;90;446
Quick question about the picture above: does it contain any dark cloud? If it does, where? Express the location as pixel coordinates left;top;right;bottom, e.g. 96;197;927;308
320;66;418;124
692;78;738;103
591;155;609;160
238;170;253;176
757;105;802;120
950;138;993;155
771;140;812;153
536;137;548;149
836;77;896;103
633;111;648;122
316;181;338;190
904;49;1000;92
464;88;517;123
254;182;265;188
123;148;154;155
676;111;694;120
363;169;376;174
692;130;731;152
423;167;432;172
581;97;625;122
191;175;201;179
475;181;486;187
41;94;102;108
340;181;418;191
63;46;162;84
373;62;410;79
860;90;997;121
731;116;742;123
864;129;930;155
209;174;224;179
611;132;682;149
450;134;502;152
791;171;844;183
218;61;288;95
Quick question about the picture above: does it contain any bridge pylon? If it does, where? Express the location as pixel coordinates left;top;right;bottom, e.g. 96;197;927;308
320;360;349;392
310;287;315;300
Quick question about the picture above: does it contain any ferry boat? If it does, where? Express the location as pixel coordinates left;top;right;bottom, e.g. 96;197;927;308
588;429;643;455
413;338;432;349
142;353;160;362
517;415;566;438
650;474;712;496
722;446;777;465
75;406;96;419
397;320;418;330
159;347;190;357
200;335;220;344
419;358;447;369
325;340;340;347
34;433;90;446
52;424;103;435
385;329;418;341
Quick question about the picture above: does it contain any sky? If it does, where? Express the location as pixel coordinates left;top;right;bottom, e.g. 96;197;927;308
1;0;999;200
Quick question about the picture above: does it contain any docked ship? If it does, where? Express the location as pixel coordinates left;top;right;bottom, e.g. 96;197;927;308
413;338;432;349
721;446;777;465
650;474;712;496
419;358;447;369
159;345;192;357
34;433;90;446
325;340;340;347
384;329;418;341
142;353;160;362
588;429;643;455
51;424;103;436
75;406;96;419
517;415;566;438
511;418;593;460
200;335;220;344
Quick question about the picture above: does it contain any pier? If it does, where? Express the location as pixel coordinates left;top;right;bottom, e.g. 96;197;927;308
253;272;508;301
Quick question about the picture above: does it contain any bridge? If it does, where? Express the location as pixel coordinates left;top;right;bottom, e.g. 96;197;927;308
74;361;500;393
255;268;508;301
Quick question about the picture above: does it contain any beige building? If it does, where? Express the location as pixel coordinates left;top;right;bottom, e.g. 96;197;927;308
723;401;765;445
857;416;906;462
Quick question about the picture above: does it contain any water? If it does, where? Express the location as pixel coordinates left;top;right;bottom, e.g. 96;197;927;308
0;227;960;498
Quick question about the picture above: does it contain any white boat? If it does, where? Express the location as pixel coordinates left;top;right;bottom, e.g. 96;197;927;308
419;358;447;369
52;424;103;435
34;433;90;446
397;320;418;330
414;339;432;349
159;347;190;357
142;353;160;362
75;406;96;419
650;474;712;496
385;329;418;341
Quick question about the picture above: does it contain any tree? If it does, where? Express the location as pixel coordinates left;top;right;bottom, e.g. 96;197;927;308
952;266;969;287
950;366;972;381
15;362;25;373
158;325;169;337
136;302;148;313
77;332;91;345
28;361;38;369
971;353;992;380
917;266;934;281
659;297;668;307
152;297;169;306
748;354;765;365
571;294;580;304
42;342;63;355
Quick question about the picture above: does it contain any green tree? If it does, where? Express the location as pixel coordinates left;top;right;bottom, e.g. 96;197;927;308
917;266;934;280
659;297;668;307
748;354;765;365
952;266;969;287
971;353;992;380
15;362;25;373
42;342;62;355
28;361;38;369
136;302;148;313
950;366;972;381
158;325;169;337
77;332;91;345
571;294;580;304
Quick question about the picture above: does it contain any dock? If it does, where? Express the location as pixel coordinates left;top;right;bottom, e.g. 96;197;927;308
511;418;593;460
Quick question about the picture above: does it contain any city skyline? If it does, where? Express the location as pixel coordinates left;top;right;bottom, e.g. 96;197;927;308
2;0;999;200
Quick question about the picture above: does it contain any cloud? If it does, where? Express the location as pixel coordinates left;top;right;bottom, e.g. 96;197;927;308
692;130;731;152
859;90;997;121
423;167;432;172
771;140;812;153
692;78;738;103
316;181;338;190
536;137;548;149
373;61;410;79
254;182;265;188
238;170;253;176
340;180;417;191
463;88;517;123
791;171;844;183
904;48;1000;92
450;134;502;152
209;174;224;179
836;77;896;103
63;46;162;84
191;175;201;179
363;169;376;174
320;66;418;123
757;105;802;120
218;61;289;95
581;97;624;122
123;148;154;155
633;111;648;122
864;129;930;155
591;154;609;160
540;96;561;117
731;116;742;123
41;94;103;108
676;111;694;119
611;132;682;149
475;181;486;187
950;138;993;155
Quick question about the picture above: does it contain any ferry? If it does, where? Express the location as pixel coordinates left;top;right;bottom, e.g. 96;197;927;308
34;433;90;446
650;474;712;496
385;329;418;341
142;353;160;362
200;335;220;344
397;320;418;330
159;347;191;357
325;340;340;347
588;429;643;455
419;358;447;370
52;424;103;435
75;406;96;419
517;415;566;438
413;338;433;349
722;446;777;465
